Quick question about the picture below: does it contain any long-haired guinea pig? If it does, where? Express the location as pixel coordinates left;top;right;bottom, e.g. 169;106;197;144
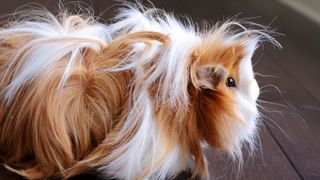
0;2;280;180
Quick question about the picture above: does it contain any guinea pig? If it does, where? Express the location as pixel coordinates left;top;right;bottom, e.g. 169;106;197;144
0;2;280;180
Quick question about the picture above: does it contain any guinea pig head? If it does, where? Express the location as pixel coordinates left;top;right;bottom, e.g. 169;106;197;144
189;34;260;158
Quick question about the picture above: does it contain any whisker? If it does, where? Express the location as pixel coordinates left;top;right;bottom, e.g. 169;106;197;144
259;84;284;91
262;84;302;113
254;72;278;78
257;104;286;115
256;127;264;160
259;112;291;140
258;99;307;127
252;53;263;67
258;99;289;109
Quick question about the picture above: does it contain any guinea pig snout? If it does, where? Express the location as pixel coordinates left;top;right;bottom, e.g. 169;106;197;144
238;78;260;103
250;80;260;102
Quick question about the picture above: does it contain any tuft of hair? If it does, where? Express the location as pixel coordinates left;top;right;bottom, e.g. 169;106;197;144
0;4;169;179
0;4;111;103
0;4;113;179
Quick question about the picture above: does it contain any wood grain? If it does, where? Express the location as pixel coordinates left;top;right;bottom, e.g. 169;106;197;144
206;125;300;180
255;50;320;180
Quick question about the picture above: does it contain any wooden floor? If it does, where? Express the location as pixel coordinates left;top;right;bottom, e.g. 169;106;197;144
1;0;320;179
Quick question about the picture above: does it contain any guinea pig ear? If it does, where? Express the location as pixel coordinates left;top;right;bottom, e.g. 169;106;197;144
190;50;227;90
195;65;227;90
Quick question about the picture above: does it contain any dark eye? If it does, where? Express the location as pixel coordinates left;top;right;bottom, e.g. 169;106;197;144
226;77;236;87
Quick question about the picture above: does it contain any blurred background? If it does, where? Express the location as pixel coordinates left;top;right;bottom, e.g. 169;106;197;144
0;0;319;180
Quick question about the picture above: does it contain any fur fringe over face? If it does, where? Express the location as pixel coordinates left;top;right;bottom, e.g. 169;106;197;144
0;2;281;180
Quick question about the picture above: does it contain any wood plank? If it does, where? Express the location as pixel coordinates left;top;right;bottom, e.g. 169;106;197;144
254;50;320;180
263;41;320;104
206;124;300;180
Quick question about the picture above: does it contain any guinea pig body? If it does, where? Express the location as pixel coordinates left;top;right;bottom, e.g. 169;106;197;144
0;3;279;180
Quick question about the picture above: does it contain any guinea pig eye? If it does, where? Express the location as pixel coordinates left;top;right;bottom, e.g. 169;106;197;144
226;77;236;87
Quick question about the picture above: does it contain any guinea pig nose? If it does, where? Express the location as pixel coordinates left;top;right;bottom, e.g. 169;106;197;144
250;80;260;102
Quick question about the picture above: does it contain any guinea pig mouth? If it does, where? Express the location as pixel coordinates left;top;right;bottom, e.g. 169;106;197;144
239;108;259;141
228;96;260;147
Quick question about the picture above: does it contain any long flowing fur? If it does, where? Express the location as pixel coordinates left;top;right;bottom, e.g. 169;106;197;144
0;3;280;180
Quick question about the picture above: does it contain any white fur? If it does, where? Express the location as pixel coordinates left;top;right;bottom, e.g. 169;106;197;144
0;10;111;103
109;6;201;107
232;51;260;160
104;5;281;180
0;3;281;180
100;6;201;180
